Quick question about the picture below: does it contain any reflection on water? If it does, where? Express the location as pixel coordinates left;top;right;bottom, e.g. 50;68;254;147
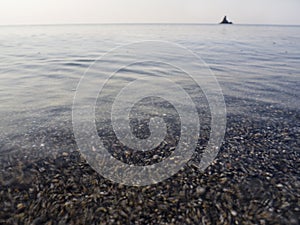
0;24;299;162
0;24;299;154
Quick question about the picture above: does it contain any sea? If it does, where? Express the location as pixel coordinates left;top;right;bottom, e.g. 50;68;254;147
0;24;299;151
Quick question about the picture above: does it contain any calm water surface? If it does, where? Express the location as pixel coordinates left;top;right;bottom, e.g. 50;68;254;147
0;24;299;152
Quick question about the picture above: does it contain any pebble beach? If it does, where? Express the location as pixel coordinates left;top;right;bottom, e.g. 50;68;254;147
1;96;299;224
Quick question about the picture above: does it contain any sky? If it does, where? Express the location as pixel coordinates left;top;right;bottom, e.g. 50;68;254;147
0;0;300;25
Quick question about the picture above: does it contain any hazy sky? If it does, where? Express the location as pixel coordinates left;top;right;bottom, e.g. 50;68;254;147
1;0;299;25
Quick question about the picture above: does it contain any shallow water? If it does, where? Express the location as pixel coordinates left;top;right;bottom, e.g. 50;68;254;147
0;24;299;224
0;24;299;158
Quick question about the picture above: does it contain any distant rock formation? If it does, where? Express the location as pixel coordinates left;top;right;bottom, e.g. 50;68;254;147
220;16;233;24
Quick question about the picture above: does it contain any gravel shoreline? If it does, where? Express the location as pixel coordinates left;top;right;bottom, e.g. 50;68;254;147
1;97;299;224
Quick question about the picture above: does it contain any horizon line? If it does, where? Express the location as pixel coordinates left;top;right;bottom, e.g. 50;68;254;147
1;22;300;27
